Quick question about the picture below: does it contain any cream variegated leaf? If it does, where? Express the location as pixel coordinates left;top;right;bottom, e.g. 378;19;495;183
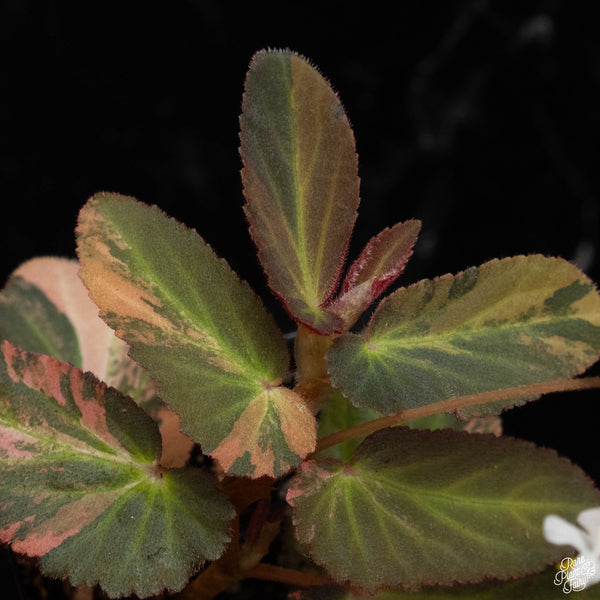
76;193;316;478
328;255;600;416
0;341;233;598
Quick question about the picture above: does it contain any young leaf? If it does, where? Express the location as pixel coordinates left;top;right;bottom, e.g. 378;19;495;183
0;341;234;598
327;255;600;415
240;49;360;334
76;192;316;477
287;427;600;593
329;220;422;328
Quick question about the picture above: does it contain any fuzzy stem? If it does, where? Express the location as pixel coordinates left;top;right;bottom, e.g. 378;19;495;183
245;563;334;587
294;324;337;414
315;376;600;454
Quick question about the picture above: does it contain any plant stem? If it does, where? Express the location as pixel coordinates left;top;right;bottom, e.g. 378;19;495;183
315;375;600;454
294;325;337;413
245;563;334;587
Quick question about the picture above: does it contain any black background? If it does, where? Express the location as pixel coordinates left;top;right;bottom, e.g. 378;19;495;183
1;1;599;598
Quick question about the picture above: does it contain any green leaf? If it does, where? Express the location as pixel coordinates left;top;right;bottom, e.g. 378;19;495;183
289;567;600;599
327;255;600;415
240;49;360;334
316;388;380;462
0;341;233;598
76;192;316;477
287;427;600;593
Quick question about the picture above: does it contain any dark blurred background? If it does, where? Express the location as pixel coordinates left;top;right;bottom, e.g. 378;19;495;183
1;0;599;597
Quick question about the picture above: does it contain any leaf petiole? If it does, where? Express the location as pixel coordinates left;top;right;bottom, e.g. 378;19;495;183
315;375;600;454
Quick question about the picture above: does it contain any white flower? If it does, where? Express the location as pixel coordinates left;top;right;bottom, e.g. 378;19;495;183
544;507;600;590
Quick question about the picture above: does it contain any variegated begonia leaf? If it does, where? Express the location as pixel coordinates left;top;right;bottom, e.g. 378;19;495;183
240;49;360;334
76;192;316;478
0;341;234;598
0;257;158;408
288;567;600;599
329;220;422;328
327;255;600;416
287;427;600;593
0;257;193;468
0;258;82;367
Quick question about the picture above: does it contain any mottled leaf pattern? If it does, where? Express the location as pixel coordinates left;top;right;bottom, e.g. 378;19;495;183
0;259;82;367
328;255;600;415
211;386;317;477
0;257;158;408
287;427;600;593
76;193;315;477
0;257;191;467
0;341;233;597
240;49;360;333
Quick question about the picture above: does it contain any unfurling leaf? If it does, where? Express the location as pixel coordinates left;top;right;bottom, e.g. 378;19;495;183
240;49;360;334
0;341;233;598
287;427;600;593
329;220;421;328
327;255;600;416
76;192;316;477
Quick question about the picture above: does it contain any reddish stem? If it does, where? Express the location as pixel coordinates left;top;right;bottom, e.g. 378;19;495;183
315;376;600;454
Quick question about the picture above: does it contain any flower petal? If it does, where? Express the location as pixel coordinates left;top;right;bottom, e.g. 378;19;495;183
578;507;600;538
543;515;590;554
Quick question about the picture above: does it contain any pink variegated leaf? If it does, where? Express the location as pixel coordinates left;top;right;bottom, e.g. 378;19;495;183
9;257;157;406
76;193;316;478
0;341;233;598
329;220;421;328
0;258;82;368
0;257;194;468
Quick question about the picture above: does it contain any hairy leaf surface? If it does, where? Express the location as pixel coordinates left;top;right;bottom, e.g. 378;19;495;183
0;257;193;467
288;427;600;592
330;220;421;328
328;255;600;415
0;341;233;597
76;193;315;477
240;49;360;333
